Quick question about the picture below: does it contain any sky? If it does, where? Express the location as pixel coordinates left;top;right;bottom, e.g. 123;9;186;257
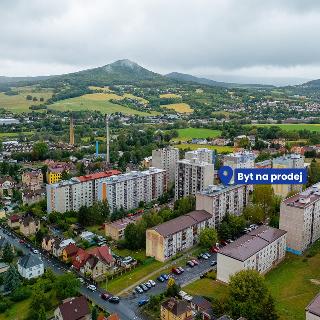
1;0;320;85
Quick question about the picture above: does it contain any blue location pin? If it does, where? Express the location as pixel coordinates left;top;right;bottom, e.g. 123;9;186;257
218;166;233;185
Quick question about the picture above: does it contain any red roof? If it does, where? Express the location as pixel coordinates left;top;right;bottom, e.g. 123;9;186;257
9;214;21;222
87;245;114;264
58;296;89;320
63;243;79;257
77;170;121;182
72;248;90;269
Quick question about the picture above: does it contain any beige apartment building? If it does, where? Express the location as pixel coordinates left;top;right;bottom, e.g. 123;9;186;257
279;182;320;255
152;147;179;184
272;153;305;197
105;214;143;240
196;184;249;228
185;148;213;164
146;210;213;262
217;225;287;283
175;158;214;200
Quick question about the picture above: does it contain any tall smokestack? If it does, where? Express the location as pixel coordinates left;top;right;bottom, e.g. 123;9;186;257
105;114;110;163
69;115;75;145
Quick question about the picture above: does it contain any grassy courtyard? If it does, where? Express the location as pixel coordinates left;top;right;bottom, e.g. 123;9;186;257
184;240;320;320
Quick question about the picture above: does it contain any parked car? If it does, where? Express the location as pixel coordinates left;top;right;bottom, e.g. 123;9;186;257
212;246;220;253
33;249;39;254
145;282;152;289
19;239;25;244
205;252;211;258
161;274;169;280
191;259;199;266
201;253;209;260
101;293;111;300
187;260;195;267
227;239;234;243
77;277;85;284
140;284;148;291
211;260;217;266
148;280;156;287
157;275;165;282
87;284;96;291
177;266;184;273
135;286;143;294
138;298;149;307
220;240;228;246
109;296;120;304
172;267;181;275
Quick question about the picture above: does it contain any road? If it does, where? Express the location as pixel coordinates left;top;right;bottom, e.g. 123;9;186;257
0;226;215;320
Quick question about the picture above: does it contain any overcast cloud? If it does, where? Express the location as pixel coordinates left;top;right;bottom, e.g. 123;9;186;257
1;0;320;85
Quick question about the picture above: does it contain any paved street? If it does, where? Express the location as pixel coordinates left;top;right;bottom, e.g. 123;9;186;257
0;225;215;320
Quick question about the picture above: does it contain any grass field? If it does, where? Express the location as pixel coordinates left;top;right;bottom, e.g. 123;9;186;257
249;123;320;132
184;240;320;320
0;131;34;139
159;93;181;99
0;87;53;113
49;94;156;116
172;128;222;142
175;143;234;153
0;298;31;320
88;86;112;92
163;103;193;113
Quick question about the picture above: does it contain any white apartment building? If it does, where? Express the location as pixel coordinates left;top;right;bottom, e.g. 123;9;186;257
46;170;120;213
185;148;214;164
196;184;249;228
217;225;287;283
98;167;167;212
223;151;255;170
146;210;214;262
152;147;179;184
279;182;320;255
175;158;214;200
272;153;305;197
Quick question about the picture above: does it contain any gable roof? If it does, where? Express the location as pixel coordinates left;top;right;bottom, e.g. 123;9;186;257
58;296;89;320
150;210;212;237
63;243;79;256
18;254;43;269
87;245;113;264
161;297;191;316
191;295;212;311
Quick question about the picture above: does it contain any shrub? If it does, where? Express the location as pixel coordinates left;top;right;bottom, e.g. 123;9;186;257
11;286;32;302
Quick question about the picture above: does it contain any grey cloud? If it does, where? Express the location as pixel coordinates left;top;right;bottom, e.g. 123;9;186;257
0;0;320;84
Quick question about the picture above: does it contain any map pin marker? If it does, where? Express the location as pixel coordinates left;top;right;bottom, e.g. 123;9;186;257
219;166;233;185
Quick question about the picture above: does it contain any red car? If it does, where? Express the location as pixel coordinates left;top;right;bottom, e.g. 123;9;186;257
172;267;181;275
212;246;220;253
220;240;228;246
19;239;25;244
101;293;111;301
191;259;199;265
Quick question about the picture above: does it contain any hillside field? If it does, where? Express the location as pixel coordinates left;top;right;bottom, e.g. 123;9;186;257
163;103;193;113
159;93;181;99
249;123;320;132
0;87;53;113
49;94;156;115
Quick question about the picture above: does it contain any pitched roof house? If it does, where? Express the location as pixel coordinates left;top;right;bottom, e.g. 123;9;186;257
54;296;90;320
17;253;44;279
62;243;79;262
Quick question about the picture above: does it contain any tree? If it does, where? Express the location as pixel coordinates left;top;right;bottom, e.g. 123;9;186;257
61;170;71;180
55;273;80;300
166;278;180;297
308;159;320;186
228;270;278;320
243;204;265;224
91;306;98;320
2;243;14;263
218;214;246;240
199;228;218;248
252;185;274;215
32;142;49;160
4;265;21;292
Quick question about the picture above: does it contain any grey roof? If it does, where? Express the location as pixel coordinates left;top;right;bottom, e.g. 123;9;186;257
219;226;287;262
306;293;320;317
18;254;43;269
150;210;212;237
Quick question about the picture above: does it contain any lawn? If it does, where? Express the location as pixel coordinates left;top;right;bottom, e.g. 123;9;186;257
105;259;164;294
248;123;320;133
0;131;34;139
162;103;193;113
0;87;53;113
49;94;155;116
175;143;234;153
0;298;31;320
184;240;320;320
175;128;221;140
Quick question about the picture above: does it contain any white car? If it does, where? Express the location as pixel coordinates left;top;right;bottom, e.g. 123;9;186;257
33;249;39;254
178;290;187;298
148;279;156;287
184;294;193;302
87;284;97;291
78;277;85;284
